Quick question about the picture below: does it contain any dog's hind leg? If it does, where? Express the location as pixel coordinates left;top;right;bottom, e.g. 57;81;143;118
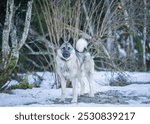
87;72;94;97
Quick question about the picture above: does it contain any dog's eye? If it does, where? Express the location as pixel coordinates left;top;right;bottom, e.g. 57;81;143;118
68;47;71;50
62;47;65;50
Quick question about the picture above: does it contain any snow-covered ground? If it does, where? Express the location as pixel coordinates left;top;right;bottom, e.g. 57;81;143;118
0;71;150;107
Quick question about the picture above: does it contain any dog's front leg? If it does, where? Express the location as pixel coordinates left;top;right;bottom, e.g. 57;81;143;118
60;78;66;102
78;77;85;96
71;79;78;103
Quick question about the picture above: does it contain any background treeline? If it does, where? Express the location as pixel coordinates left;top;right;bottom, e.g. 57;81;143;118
0;0;150;89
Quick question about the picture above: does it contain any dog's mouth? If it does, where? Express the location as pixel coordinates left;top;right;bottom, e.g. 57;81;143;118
62;51;70;59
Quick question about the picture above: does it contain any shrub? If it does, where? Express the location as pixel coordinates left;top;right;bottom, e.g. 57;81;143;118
109;73;130;86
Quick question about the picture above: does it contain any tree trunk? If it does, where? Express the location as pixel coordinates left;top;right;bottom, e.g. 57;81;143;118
2;0;14;68
143;0;147;71
0;0;33;90
121;0;135;58
0;55;18;89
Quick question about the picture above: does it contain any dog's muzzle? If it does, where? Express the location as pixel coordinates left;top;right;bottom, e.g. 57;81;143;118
62;51;70;59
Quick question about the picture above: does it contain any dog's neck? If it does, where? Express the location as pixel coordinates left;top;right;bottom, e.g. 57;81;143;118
60;57;69;62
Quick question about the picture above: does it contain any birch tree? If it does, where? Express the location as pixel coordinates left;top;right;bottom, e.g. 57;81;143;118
0;0;33;89
143;0;147;71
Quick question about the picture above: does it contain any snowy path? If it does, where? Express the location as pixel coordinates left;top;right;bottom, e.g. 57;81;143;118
0;84;150;106
0;72;150;107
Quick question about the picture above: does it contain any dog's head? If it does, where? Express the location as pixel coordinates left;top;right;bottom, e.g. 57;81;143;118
57;37;75;61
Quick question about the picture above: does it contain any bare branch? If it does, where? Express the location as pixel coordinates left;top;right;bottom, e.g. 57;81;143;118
18;0;33;50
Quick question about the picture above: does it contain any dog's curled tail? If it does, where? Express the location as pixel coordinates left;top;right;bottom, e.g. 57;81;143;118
76;38;88;52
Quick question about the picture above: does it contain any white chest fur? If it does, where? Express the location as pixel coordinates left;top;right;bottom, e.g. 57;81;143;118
56;56;79;80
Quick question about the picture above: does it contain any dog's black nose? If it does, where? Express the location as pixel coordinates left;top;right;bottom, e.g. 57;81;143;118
63;51;70;58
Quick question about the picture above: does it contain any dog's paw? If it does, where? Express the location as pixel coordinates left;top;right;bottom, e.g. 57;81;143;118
79;92;84;96
59;98;65;103
89;93;94;97
71;99;77;103
80;91;85;96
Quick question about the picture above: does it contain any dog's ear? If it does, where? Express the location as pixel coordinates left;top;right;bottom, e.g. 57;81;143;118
69;37;73;46
59;37;64;46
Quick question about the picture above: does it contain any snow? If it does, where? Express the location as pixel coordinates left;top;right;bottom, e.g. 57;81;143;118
1;80;19;89
0;71;150;106
118;45;127;58
146;53;150;60
28;72;56;89
128;72;150;83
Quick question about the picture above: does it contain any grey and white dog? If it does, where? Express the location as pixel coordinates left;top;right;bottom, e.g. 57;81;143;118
56;37;94;103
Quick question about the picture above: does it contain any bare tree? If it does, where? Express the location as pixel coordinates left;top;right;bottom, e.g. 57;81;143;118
0;0;33;89
143;0;148;71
